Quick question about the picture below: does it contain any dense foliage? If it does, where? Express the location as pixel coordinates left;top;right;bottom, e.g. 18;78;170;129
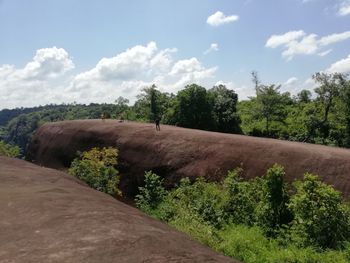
136;165;350;263
288;174;350;249
1;72;350;156
135;171;167;211
239;72;350;146
0;140;20;157
69;147;121;197
0;102;127;155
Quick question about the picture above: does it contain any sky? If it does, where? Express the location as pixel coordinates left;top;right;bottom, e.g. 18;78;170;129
1;0;350;109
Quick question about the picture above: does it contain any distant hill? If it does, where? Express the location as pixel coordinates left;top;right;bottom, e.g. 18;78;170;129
0;103;118;154
0;106;44;126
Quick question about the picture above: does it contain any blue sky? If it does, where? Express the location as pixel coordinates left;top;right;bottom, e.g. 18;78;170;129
1;0;350;109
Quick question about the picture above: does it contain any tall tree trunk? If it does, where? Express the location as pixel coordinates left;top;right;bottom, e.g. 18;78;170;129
266;117;270;137
346;116;350;147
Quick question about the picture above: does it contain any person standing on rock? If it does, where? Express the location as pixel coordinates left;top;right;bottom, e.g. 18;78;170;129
155;118;160;131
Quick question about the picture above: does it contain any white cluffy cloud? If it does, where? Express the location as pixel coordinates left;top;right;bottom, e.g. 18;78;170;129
70;42;217;98
338;0;350;16
266;30;350;60
326;54;350;73
214;80;253;100
70;42;171;85
303;0;350;16
169;58;217;89
207;11;239;26
284;77;298;86
0;42;219;109
22;47;74;79
318;49;333;57
204;43;219;55
265;30;306;48
0;47;74;108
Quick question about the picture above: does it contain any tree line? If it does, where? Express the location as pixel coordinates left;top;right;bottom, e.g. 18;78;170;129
0;71;349;155
241;72;350;147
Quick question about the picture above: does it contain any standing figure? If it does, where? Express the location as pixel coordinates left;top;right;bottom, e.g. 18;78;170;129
155;118;160;131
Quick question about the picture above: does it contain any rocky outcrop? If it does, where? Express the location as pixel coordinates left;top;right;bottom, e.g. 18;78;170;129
27;120;350;198
0;156;235;263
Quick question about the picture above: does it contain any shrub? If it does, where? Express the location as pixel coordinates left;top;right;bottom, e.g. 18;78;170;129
255;164;292;236
223;168;259;225
144;176;229;228
69;147;121;196
173;177;229;227
137;166;350;262
288;173;350;249
0;140;20;157
135;171;166;211
169;206;220;247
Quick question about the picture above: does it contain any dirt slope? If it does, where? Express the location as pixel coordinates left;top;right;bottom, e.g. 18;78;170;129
0;156;235;263
27;120;350;198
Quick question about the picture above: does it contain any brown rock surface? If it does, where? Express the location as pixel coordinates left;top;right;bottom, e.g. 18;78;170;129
0;156;235;263
27;120;350;198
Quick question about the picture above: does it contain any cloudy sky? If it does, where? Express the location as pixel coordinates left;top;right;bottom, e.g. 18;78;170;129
1;0;350;109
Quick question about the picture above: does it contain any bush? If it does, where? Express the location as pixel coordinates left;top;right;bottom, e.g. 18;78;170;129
0;140;20;157
223;168;258;225
169;206;220;248
135;171;166;211
140;176;229;227
172;177;229;227
255;164;292;236
288;173;350;249
69;147;121;196
135;166;350;262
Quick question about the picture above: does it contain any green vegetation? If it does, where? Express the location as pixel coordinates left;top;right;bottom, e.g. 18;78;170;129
288;174;350;249
239;72;350;146
0;103;125;155
1;72;350;157
217;225;350;263
135;171;167;211
0;140;20;157
136;165;350;263
69;147;121;197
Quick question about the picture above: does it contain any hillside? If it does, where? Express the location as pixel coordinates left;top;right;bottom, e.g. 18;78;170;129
0;156;235;263
27;119;350;198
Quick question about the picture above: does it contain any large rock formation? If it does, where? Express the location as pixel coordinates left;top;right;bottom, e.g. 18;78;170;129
0;156;235;263
27;120;350;198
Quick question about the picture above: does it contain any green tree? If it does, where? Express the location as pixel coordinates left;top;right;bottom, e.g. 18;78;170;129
172;84;213;130
251;70;261;90
296;90;312;104
256;164;292;236
134;84;170;122
208;84;242;133
313;72;343;142
135;171;166;210
255;84;290;136
0;140;20;157
69;147;121;196
114;96;129;119
340;79;350;147
286;101;319;142
288;173;350;249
